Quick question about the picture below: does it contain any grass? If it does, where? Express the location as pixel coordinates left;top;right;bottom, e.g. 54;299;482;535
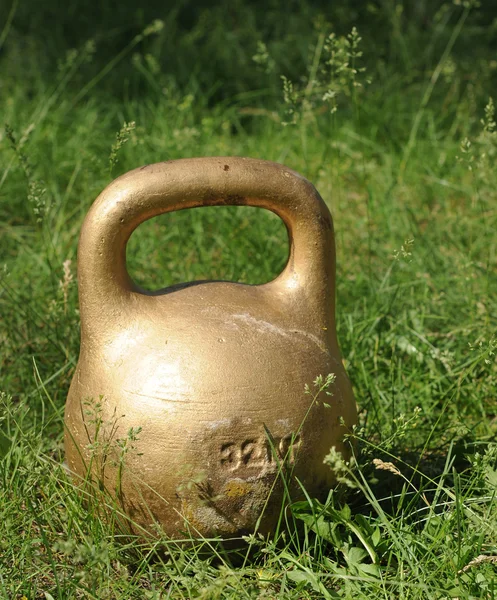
1;0;496;597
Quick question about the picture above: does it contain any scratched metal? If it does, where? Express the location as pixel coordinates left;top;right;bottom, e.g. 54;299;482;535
64;157;357;540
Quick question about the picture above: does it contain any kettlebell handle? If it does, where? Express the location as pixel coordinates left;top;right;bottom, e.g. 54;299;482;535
78;157;336;329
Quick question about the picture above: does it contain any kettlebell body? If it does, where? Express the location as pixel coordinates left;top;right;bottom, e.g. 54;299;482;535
64;157;357;538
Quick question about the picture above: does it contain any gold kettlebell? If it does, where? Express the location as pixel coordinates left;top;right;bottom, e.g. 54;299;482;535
64;157;357;539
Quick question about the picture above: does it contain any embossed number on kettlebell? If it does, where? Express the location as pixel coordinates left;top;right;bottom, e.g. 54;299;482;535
219;434;302;471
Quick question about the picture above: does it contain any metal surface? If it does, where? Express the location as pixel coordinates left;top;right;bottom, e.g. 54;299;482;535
64;157;357;539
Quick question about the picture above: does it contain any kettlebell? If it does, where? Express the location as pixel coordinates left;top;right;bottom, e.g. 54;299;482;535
64;157;357;539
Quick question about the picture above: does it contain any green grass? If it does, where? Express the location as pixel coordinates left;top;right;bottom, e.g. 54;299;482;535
1;1;497;597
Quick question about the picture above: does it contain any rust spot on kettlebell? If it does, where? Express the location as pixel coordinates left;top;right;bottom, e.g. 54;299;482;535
318;211;333;230
225;194;245;205
201;188;219;206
